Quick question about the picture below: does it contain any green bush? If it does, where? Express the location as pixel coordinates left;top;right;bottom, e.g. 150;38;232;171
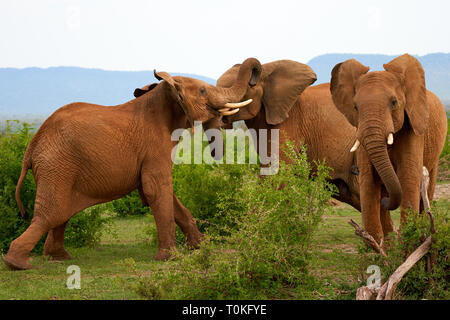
357;200;449;300
172;162;253;237
172;129;259;238
137;143;336;299
111;191;149;217
0;121;111;254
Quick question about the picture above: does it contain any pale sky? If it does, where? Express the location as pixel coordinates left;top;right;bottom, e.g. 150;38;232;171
1;0;449;78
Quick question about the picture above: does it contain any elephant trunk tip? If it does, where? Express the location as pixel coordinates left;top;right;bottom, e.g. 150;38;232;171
381;191;402;211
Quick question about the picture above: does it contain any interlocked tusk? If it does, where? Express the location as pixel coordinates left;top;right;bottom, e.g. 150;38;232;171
218;108;230;113
387;133;394;145
350;139;360;153
220;108;240;116
224;99;253;109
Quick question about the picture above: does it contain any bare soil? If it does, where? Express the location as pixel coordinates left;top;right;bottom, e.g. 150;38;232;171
434;183;450;200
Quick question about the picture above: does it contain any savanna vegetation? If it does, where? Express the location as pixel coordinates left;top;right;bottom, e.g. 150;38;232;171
0;121;448;300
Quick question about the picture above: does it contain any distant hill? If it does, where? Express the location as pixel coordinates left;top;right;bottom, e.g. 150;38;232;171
0;53;449;118
0;67;215;117
307;53;450;108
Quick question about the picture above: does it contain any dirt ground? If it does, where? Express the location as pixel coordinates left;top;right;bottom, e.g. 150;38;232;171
434;183;450;200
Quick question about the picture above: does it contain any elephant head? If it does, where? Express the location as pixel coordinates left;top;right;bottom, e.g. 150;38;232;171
214;60;317;125
133;58;263;127
330;54;429;210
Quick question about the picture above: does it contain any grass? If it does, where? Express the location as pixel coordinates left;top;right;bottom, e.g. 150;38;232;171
0;215;159;300
0;201;443;300
306;204;402;299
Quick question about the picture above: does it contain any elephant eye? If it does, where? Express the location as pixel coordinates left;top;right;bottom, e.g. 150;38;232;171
199;87;206;95
391;99;398;108
354;104;358;111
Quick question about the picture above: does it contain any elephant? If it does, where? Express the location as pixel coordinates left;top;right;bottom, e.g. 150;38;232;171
330;54;448;242
3;58;262;270
212;59;362;210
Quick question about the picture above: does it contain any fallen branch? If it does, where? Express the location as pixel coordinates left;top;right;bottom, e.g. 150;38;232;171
421;166;431;212
376;236;432;300
348;219;387;257
356;286;377;300
420;166;438;276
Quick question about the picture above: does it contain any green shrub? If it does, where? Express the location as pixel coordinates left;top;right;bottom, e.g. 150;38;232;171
357;200;449;300
64;204;114;248
172;129;259;238
172;162;253;237
137;143;336;299
0;121;111;254
111;191;149;217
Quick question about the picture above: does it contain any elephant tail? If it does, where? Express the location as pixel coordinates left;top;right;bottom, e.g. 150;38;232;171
15;157;31;219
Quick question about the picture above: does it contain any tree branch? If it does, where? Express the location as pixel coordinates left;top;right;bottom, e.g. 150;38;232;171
348;219;387;257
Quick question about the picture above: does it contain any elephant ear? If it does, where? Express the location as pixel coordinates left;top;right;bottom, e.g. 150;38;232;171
133;83;158;98
154;70;184;101
262;60;317;125
330;59;370;127
383;54;428;135
154;70;193;124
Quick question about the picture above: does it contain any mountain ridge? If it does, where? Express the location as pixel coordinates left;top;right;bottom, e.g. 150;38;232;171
0;67;215;116
1;53;449;117
307;53;450;107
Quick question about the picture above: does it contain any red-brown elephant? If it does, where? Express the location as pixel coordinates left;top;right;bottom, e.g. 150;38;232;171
330;54;447;242
212;60;362;210
4;58;262;270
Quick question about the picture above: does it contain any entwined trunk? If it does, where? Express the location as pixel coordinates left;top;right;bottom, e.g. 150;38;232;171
209;58;261;106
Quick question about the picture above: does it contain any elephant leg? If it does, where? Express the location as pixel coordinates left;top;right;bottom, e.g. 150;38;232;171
43;222;72;261
137;185;149;206
3;215;50;270
173;194;203;248
380;187;395;238
392;132;424;225
357;149;384;243
141;173;176;261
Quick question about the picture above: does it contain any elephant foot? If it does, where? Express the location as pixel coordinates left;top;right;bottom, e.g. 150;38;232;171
186;232;204;249
44;248;72;261
155;249;173;261
3;254;33;271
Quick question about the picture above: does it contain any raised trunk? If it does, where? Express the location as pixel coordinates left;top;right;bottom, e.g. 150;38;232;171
209;58;261;106
362;130;402;210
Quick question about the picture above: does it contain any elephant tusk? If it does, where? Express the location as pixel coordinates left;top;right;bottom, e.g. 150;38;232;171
387;133;394;145
224;99;253;109
220;108;240;116
218;108;230;113
350;139;360;153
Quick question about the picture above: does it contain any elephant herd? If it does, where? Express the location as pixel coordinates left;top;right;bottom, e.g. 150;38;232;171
3;54;447;271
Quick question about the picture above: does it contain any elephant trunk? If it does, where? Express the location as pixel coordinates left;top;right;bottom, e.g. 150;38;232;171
209;58;262;107
360;125;402;210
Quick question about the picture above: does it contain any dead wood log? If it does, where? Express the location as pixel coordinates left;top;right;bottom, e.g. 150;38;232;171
356;286;377;300
376;236;432;300
420;166;438;277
